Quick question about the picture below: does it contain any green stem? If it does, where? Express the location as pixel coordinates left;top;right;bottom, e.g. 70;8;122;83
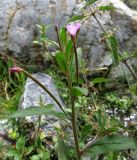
71;96;81;160
67;66;80;160
38;115;41;133
73;41;79;84
80;135;98;155
22;69;66;115
120;54;137;81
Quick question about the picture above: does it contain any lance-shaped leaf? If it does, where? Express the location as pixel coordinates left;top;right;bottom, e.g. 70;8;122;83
92;77;110;84
7;105;67;119
65;39;73;61
85;135;137;157
106;35;119;65
68;15;85;23
55;51;68;73
85;0;98;7
72;87;88;97
98;6;116;11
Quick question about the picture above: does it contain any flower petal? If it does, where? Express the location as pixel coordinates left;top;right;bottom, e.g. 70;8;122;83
9;67;23;73
66;23;81;38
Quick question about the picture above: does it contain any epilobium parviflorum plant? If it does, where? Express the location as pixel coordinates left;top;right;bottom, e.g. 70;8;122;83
7;0;137;159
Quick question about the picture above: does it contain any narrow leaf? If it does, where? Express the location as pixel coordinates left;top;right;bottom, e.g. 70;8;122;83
72;87;88;97
85;0;98;7
85;135;137;157
16;136;25;152
98;6;116;11
66;39;73;61
106;35;119;65
68;15;85;23
92;77;110;84
6;150;18;157
59;27;67;50
55;51;68;73
7;105;66;119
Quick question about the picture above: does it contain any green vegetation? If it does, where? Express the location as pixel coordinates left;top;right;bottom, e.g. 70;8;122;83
0;0;137;159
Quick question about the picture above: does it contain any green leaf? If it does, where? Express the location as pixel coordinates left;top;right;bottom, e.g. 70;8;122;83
59;27;67;50
129;83;137;95
7;105;67;119
92;77;110;84
106;35;119;65
56;139;70;160
66;39;73;61
80;125;92;140
25;146;34;156
6;150;18;157
85;0;98;7
38;149;50;160
98;6;116;11
85;135;137;157
72;87;88;97
133;51;137;58
14;154;23;160
16;136;25;152
55;51;68;73
30;155;40;160
77;48;87;72
68;15;85;23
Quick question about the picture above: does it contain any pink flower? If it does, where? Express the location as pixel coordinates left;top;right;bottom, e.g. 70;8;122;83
66;23;81;38
9;67;23;73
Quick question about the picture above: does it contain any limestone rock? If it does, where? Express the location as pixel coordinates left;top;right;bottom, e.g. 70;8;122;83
76;0;137;70
0;0;77;60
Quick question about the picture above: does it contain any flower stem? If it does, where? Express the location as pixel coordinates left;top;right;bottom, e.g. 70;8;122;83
22;69;66;115
71;96;81;160
67;66;80;160
73;41;79;84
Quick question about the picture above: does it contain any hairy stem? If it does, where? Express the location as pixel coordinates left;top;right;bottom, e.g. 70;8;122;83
73;41;79;84
67;64;80;160
22;69;66;114
71;96;81;160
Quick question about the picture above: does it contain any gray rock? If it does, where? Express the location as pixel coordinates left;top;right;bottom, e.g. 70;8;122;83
0;0;77;60
76;0;137;71
19;73;64;136
1;0;137;75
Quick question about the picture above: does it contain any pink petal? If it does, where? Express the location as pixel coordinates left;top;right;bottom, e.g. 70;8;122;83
66;23;81;37
9;67;23;73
